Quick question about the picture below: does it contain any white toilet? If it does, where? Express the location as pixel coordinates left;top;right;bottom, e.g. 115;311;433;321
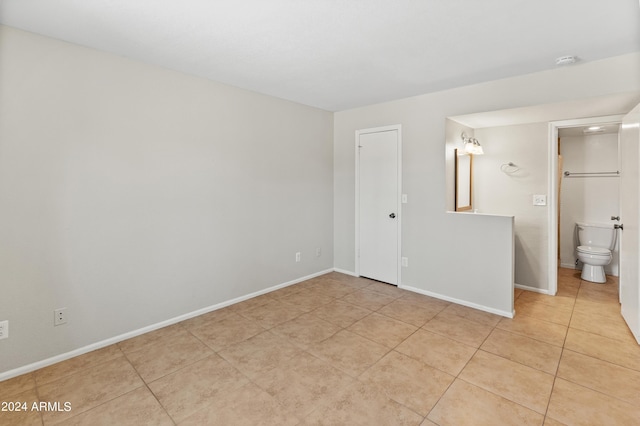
575;222;617;283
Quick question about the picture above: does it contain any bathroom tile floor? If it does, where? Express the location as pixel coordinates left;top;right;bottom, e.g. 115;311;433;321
2;268;639;425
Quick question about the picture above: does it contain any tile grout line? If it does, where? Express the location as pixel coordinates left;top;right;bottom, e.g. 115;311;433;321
118;344;179;426
553;281;640;413
540;274;580;424
34;346;148;425
299;285;446;423
32;375;45;426
249;283;408;424
426;276;586;423
342;294;449;425
423;304;506;424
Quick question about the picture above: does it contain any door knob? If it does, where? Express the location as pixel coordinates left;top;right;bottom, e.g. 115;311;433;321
615;224;624;230
611;216;620;221
389;213;396;219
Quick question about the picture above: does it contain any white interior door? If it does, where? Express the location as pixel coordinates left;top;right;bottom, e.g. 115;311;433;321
357;127;400;285
620;102;640;344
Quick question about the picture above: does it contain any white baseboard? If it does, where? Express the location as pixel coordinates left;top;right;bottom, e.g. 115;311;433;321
332;268;358;277
0;268;333;382
399;284;514;318
514;283;551;295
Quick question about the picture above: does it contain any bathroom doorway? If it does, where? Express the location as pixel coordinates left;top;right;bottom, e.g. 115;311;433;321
548;115;624;295
558;123;621;273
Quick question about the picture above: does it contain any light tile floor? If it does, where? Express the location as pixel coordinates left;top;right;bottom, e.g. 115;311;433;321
2;268;640;425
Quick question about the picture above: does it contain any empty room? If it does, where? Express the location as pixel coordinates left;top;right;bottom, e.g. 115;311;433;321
1;1;640;425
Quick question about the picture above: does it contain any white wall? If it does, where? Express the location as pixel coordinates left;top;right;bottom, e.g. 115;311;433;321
560;133;620;274
474;124;549;290
0;26;334;375
334;53;640;307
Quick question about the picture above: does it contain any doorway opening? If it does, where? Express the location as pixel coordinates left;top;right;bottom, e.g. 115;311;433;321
548;115;624;295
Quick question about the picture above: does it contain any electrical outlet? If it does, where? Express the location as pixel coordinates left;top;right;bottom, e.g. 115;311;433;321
54;308;67;326
316;247;321;257
401;257;409;267
295;252;301;262
0;320;8;340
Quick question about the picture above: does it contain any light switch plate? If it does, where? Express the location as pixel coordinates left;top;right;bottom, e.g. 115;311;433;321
533;195;547;206
0;320;8;340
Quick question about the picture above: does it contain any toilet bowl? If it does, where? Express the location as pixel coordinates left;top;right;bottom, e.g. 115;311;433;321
575;222;617;284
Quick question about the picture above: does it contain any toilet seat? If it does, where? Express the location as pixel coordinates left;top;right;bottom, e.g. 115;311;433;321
577;245;611;256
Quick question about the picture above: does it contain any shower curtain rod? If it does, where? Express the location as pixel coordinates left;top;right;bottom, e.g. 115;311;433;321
563;171;619;177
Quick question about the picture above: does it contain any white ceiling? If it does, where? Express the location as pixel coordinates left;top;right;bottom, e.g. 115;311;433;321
1;0;639;111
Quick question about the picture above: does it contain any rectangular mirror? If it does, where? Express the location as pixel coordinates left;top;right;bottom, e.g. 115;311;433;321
455;149;472;211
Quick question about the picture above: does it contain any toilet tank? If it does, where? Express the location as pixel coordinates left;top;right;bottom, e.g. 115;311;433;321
576;222;617;250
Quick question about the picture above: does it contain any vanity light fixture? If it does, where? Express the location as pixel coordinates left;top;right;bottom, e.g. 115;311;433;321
461;132;484;155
